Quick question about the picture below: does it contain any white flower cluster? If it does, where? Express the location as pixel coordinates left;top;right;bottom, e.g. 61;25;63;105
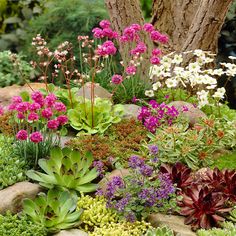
146;49;235;108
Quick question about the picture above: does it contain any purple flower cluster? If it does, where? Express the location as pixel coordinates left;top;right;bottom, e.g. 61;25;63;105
138;100;179;133
93;160;105;178
157;173;176;199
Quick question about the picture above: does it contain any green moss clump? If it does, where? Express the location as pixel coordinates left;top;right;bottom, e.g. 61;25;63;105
0;135;27;189
0;211;47;236
77;195;118;232
90;221;151;236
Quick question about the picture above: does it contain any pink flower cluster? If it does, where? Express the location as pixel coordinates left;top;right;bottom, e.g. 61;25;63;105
92;20;118;39
9;91;68;143
96;40;117;57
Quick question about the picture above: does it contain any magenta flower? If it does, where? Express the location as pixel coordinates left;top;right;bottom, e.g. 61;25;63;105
102;28;114;38
28;112;39;121
41;108;53;119
53;102;66;112
57;115;68;125
45;93;57;107
17;112;25;120
11;96;22;104
47;119;59;130
111;74;123;85
126;65;137;75
150;56;161;65
15;102;30;113
119;35;129;43
0;105;4;116
99;20;111;29
143;23;154;32
150;30;162;41
96;40;117;57
30;131;43;143
123;27;137;41
158;35;168;44
152;48;162;56
16;130;28;141
130;23;142;32
31;91;44;105
92;27;104;38
131;42;147;55
29;103;41;112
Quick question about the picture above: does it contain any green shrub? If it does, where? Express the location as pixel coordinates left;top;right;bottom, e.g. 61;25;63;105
0;211;47;236
0;135;27;189
0;51;35;87
0;0;48;51
22;0;108;60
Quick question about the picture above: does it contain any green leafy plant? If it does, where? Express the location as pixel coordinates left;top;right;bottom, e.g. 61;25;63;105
0;211;47;236
147;116;236;170
0;51;35;87
68;97;124;135
197;222;236;236
145;226;174;236
27;147;98;193
0;135;27;189
23;188;83;233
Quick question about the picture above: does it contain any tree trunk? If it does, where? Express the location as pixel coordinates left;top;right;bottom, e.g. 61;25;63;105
105;0;145;35
152;0;233;53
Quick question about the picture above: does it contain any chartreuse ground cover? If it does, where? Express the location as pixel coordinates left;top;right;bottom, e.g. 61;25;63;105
0;16;236;236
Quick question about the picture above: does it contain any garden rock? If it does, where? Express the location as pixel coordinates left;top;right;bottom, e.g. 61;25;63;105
169;101;207;126
0;83;47;106
0;181;41;214
148;213;196;236
99;168;129;193
54;229;88;236
77;82;112;100
122;104;141;119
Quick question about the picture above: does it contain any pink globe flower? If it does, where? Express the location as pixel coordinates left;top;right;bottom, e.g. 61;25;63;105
152;48;162;56
15;102;30;113
30;131;43;143
41;108;53;119
0;105;4;116
126;65;137;75
99;20;111;29
92;27;104;38
16;130;28;140
11;96;22;104
45;93;57;107
57;115;68;125
111;74;123;85
31;91;44;105
143;23;155;33
47;119;59;130
96;40;117;57
53;102;66;112
158;35;169;44
150;56;161;65
29;103;41;112
130;23;142;32
102;28;114;38
17;112;25;120
28;112;39;121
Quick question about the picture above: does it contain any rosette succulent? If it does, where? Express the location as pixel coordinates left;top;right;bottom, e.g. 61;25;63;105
27;147;98;193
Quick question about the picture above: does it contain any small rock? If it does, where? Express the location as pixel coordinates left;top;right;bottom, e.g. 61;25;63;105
53;229;88;236
148;213;196;236
169;101;207;126
122;104;141;119
0;181;41;214
0;83;47;107
99;169;129;193
77;82;112;100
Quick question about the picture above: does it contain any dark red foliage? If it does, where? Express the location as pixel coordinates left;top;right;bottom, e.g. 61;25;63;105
160;162;193;191
203;168;236;202
179;185;232;230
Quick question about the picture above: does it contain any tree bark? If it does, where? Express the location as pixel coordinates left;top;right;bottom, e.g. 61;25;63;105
152;0;233;53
